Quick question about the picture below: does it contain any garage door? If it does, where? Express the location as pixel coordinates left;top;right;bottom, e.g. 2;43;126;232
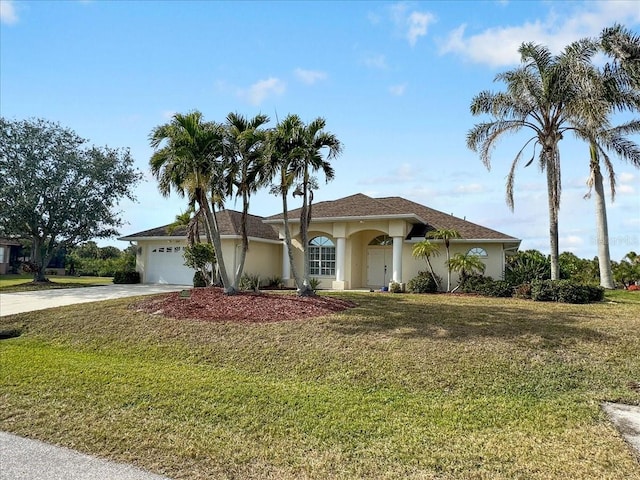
146;245;195;285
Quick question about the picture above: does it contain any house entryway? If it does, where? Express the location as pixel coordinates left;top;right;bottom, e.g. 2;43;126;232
367;246;391;288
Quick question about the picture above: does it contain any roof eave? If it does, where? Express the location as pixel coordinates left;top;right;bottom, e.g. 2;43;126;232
263;213;424;224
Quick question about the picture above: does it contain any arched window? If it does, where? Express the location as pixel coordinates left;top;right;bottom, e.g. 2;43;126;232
467;247;488;257
309;236;336;276
369;235;393;246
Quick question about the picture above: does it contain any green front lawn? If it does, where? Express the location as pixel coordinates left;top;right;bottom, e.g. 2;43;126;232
1;292;638;479
0;274;113;292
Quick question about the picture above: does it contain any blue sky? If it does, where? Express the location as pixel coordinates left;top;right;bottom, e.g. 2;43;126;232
1;0;639;261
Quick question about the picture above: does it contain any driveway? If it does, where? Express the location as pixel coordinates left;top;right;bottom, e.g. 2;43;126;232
0;284;190;317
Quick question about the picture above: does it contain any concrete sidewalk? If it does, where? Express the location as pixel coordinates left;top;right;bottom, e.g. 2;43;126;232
0;431;172;480
0;284;189;317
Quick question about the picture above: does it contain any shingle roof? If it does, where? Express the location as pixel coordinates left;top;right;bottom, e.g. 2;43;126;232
120;209;279;241
264;193;517;241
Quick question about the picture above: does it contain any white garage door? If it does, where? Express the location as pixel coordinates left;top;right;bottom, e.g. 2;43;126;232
146;245;195;285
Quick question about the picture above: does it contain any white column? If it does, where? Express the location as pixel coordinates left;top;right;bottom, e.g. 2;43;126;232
282;242;290;280
392;236;403;283
335;237;346;282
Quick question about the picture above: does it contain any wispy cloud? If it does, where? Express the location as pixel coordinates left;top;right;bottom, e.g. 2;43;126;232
389;83;407;96
440;1;640;67
390;3;436;46
361;53;387;69
239;77;286;106
0;0;18;25
358;162;423;185
294;68;327;85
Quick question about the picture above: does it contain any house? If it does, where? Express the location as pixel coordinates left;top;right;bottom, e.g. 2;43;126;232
119;194;521;289
0;238;21;275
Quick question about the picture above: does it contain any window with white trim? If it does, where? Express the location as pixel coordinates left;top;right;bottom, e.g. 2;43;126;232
309;236;335;276
468;247;488;257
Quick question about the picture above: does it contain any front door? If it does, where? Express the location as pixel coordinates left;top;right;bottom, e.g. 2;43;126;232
367;247;391;288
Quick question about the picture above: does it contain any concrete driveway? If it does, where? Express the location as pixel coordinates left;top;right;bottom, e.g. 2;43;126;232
0;284;190;317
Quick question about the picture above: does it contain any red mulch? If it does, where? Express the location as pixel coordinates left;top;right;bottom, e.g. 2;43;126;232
132;287;357;323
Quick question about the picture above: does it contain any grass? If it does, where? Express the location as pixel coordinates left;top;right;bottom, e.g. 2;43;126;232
0;274;113;292
1;291;639;479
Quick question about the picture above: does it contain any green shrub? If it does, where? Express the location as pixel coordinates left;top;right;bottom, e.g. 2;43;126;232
389;281;402;293
309;277;321;292
407;271;438;293
480;280;513;298
113;271;140;284
531;280;603;303
514;283;532;299
265;275;283;289
193;271;207;288
239;273;261;292
460;274;492;294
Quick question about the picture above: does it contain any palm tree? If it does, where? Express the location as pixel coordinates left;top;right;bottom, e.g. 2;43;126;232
427;228;460;292
447;252;486;290
468;40;599;280
291;117;342;295
579;25;640;289
149;111;236;293
411;239;441;290
222;112;270;289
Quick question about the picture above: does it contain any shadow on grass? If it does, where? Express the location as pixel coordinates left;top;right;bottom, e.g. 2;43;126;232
328;293;610;346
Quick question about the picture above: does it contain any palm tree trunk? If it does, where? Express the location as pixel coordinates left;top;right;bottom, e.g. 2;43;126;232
546;165;560;280
591;157;614;288
298;177;314;296
233;192;250;289
281;186;303;291
199;192;235;294
425;257;440;290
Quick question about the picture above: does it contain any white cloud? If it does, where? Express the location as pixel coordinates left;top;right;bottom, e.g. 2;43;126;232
454;183;485;194
407;11;435;46
389;83;407;96
0;0;18;25
389;3;435;46
619;172;636;183
439;1;640;67
294;68;327;85
358;162;422;185
161;110;175;120
362;53;387;69
239;77;285;106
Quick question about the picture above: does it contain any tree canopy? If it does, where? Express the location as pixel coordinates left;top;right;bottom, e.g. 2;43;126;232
0;117;141;281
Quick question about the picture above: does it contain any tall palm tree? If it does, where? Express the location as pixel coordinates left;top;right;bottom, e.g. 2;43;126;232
427;228;460;292
411;239;441;290
149;111;236;293
468;40;599;280
290;117;342;295
222;112;270;289
580;25;640;289
265;114;306;293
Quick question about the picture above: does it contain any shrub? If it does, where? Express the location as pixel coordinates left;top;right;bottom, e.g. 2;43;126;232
480;280;513;298
113;271;140;284
265;275;283;289
407;271;438;293
309;277;321;292
460;274;492;294
514;283;532;299
239;273;261;292
389;281;402;293
193;271;207;287
530;280;603;304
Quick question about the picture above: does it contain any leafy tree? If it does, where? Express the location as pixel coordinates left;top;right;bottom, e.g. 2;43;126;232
183;243;216;286
558;251;599;284
222;112;270;288
411;239;441;290
612;251;640;287
0;117;141;282
447;252;486;290
99;246;122;260
468;40;599;280
149;111;236;294
426;228;460;292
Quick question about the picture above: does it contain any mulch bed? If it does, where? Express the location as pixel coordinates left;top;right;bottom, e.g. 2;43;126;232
132;287;357;323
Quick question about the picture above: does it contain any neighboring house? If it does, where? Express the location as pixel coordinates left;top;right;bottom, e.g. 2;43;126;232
0;238;21;275
120;194;521;289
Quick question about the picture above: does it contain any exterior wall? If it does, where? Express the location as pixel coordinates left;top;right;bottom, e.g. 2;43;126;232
135;238;281;285
278;221;510;291
0;246;7;274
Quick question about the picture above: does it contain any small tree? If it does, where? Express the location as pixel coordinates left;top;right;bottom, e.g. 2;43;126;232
427;228;461;292
0;118;141;282
411;240;441;290
183;243;216;286
447;253;486;290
